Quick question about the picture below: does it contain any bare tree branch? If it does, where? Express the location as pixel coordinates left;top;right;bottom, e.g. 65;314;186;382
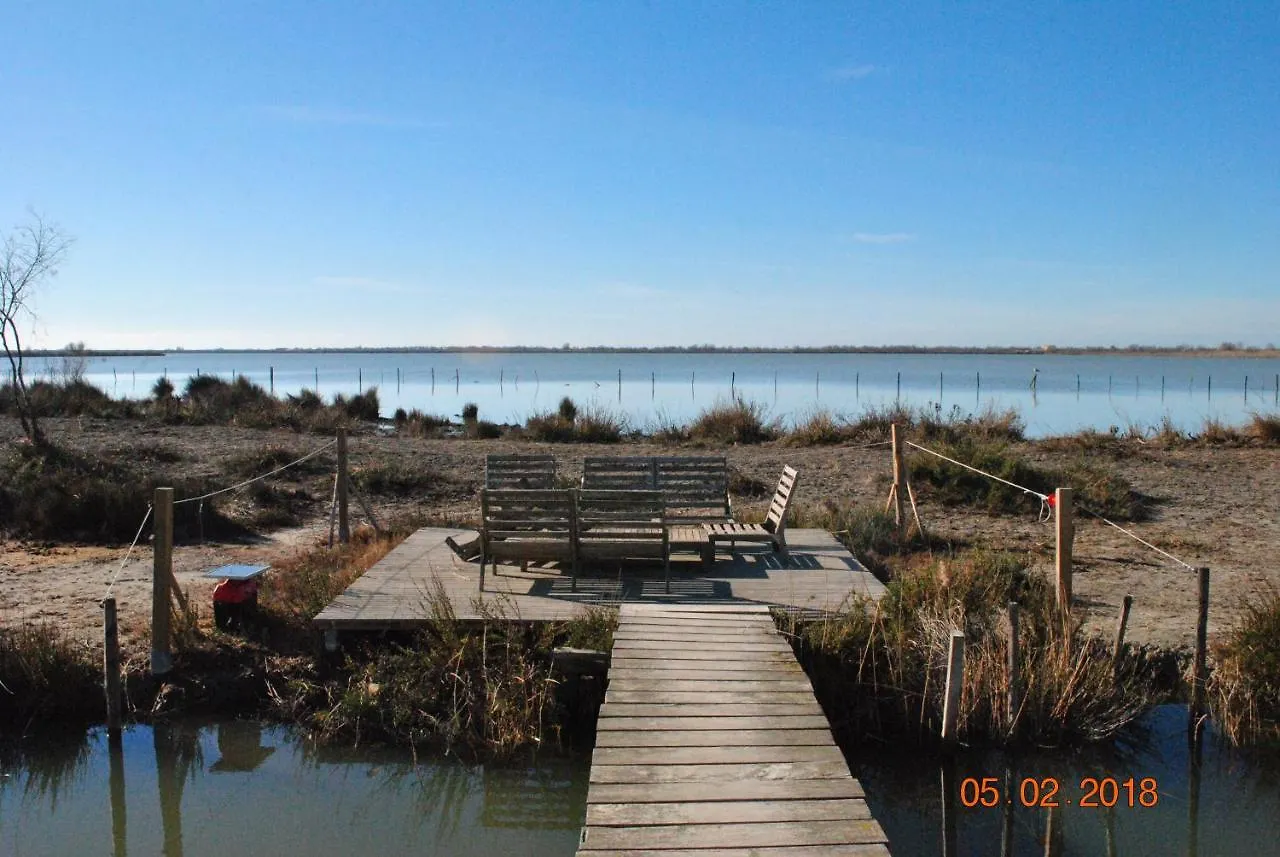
0;211;74;446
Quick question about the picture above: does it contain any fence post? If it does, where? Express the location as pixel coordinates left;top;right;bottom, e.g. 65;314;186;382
337;428;350;544
941;630;965;743
103;597;123;743
1112;594;1133;678
151;487;174;676
891;424;907;543
1007;602;1020;737
1055;487;1074;613
1190;567;1210;741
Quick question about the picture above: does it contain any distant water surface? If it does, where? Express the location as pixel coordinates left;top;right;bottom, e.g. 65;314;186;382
34;351;1280;437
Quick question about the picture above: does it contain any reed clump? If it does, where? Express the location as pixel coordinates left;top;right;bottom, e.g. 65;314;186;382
688;396;780;444
1247;413;1280;445
1209;588;1280;746
301;590;617;758
782;552;1157;747
524;400;626;443
0;623;101;732
907;437;1147;521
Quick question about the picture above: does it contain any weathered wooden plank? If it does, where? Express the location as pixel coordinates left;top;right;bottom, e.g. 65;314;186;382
606;679;814;693
581;849;890;854
608;658;801;673
590;760;851;784
586;797;873;827
579;847;890;857
609;646;793;659
605;690;817;705
593;728;836;748
595;715;831;732
581;819;887;850
607;668;804;683
591;744;846;766
585;778;866;804
599;702;823;718
613;628;780;640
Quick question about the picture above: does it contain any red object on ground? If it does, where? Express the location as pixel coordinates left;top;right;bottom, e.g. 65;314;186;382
213;578;259;604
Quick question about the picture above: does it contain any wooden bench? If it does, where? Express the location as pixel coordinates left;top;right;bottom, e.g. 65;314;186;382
575;489;672;592
581;456;655;490
479;489;576;591
706;465;799;554
486;454;558;489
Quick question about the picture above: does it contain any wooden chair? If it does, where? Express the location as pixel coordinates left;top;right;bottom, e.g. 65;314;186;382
485;454;557;489
479;488;576;591
705;465;799;554
575;489;672;593
654;456;731;523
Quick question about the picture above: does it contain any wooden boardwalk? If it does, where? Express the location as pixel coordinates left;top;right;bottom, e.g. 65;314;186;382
579;603;890;856
314;528;887;630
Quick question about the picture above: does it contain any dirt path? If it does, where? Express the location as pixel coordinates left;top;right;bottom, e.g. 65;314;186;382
2;418;1276;652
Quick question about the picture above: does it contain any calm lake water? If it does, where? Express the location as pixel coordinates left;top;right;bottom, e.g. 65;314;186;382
4;707;1277;856
37;350;1280;438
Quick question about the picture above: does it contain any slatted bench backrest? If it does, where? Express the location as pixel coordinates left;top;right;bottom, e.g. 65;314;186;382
479;489;576;562
581;456;656;490
654;456;731;522
763;465;799;536
575;489;668;560
485;454;558;490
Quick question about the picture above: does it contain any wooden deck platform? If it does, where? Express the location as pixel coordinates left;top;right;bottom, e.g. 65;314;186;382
578;603;891;855
314;527;886;630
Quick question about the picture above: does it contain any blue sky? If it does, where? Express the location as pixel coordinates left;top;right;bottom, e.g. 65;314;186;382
5;2;1277;349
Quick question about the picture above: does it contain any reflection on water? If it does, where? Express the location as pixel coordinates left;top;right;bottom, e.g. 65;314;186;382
0;720;587;857
5;708;1279;856
854;705;1280;857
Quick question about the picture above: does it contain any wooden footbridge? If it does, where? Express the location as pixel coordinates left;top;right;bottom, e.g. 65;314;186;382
579;603;890;855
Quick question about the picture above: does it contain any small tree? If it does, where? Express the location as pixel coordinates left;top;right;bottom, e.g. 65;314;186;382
1;212;73;446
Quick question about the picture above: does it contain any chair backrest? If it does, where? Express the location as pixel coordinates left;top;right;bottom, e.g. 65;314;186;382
479;488;576;540
763;465;799;536
485;454;557;489
581;456;656;490
654;456;730;521
575;489;667;554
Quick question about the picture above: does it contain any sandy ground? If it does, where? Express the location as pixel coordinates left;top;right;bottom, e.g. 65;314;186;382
2;417;1277;653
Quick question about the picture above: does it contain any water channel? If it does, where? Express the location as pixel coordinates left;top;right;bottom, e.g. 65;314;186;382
4;706;1276;856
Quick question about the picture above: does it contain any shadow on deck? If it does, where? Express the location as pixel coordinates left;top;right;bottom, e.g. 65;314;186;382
313;527;887;631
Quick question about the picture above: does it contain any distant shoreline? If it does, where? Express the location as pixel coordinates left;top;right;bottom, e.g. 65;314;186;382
27;345;1280;359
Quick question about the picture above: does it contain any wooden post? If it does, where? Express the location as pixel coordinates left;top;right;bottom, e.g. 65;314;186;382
151;487;174;676
358;367;362;389
1054;487;1073;613
891;424;907;543
314;367;319;389
999;762;1015;857
896;371;901;402
103;597;123;743
1007;602;1020;737
1190;567;1210;740
940;760;958;857
336;429;350;544
1112;594;1133;677
941;630;965;743
1245;375;1249;402
1207;375;1212;400
939;371;943;399
269;366;274;396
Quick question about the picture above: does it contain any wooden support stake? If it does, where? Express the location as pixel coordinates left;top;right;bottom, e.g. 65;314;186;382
1112;594;1133;677
906;480;926;540
151;487;174;676
891;424;907;543
103;597;123;742
941;630;965;743
1190;567;1210;740
1055;487;1074;613
269;366;274;396
336;429;350;544
1007;602;1020;737
349;480;382;533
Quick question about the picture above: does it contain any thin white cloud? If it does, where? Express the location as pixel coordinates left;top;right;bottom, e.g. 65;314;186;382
830;64;876;81
852;232;915;245
259;105;438;129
